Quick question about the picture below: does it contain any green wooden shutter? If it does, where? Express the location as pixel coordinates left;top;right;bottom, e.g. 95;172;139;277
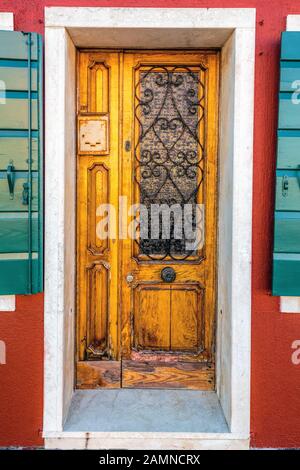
0;31;43;294
273;32;300;295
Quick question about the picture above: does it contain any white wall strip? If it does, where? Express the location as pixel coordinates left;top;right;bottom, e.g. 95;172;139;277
0;296;16;312
0;12;14;30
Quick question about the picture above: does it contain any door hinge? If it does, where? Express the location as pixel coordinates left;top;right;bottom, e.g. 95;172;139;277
282;175;289;197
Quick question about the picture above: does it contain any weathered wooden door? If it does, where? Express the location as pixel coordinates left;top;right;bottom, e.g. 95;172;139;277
76;50;219;390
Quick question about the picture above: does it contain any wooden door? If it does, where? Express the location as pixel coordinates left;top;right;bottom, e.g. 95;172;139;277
76;50;219;390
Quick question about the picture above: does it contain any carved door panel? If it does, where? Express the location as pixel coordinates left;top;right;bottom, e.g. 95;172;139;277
76;50;219;390
76;51;121;388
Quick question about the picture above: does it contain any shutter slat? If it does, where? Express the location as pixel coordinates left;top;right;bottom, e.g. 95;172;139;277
273;254;300;296
0;258;40;295
0;137;38;170
278;93;300;128
274;212;300;252
280;62;300;91
0;176;38;212
0;215;38;253
275;171;300;211
281;32;300;60
277;131;300;169
0;98;38;129
0;66;37;91
0;31;38;60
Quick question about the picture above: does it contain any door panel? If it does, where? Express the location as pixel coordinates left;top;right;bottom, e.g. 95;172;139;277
77;50;219;390
132;283;203;353
85;261;109;360
121;51;218;389
76;51;120;388
133;284;171;350
170;285;202;351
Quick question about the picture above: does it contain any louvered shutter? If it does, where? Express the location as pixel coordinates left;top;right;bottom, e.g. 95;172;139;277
0;31;43;294
273;32;300;295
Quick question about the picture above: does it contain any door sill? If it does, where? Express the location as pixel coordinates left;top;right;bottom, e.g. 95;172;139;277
44;389;249;449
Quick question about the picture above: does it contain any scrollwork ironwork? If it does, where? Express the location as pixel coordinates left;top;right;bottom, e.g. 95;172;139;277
134;65;206;260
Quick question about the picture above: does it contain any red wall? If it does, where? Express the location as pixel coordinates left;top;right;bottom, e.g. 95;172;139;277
1;0;300;449
0;294;43;447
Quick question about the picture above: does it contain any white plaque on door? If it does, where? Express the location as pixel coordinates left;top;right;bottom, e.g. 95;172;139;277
78;114;109;155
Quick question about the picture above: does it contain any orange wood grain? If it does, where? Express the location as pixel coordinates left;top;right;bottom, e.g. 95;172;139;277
122;360;214;390
134;285;171;350
171;286;202;351
77;361;121;389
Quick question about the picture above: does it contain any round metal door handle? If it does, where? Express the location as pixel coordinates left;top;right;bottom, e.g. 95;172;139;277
126;273;134;284
161;267;176;283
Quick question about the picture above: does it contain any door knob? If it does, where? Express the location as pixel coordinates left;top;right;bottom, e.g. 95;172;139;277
126;273;134;284
161;267;176;283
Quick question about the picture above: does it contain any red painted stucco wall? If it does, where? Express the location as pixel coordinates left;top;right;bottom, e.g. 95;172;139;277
1;0;300;449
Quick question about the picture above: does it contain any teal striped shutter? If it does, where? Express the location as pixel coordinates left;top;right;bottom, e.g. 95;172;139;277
0;31;43;294
273;32;300;295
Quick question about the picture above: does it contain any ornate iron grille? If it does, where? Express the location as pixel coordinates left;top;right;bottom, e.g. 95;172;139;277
134;65;206;261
